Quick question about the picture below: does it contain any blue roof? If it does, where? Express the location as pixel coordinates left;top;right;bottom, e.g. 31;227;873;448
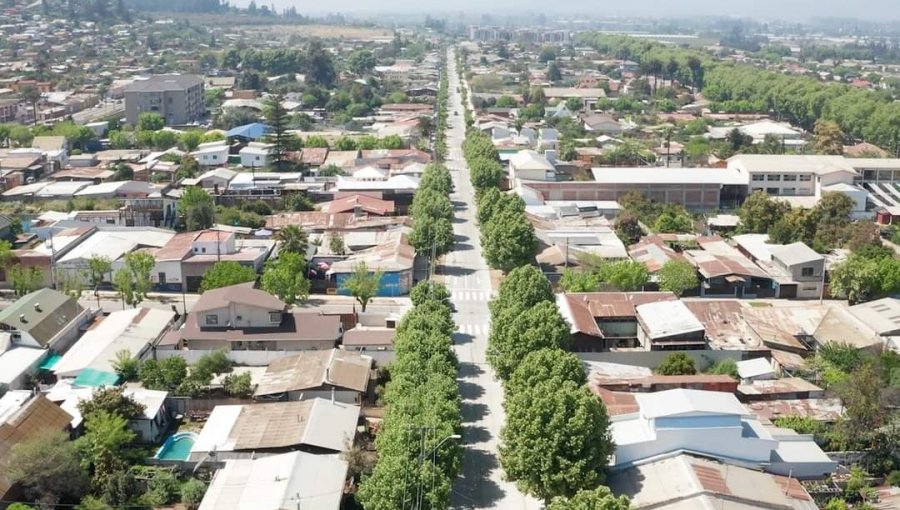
225;123;270;140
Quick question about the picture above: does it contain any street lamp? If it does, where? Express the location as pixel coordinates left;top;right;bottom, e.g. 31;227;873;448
413;432;461;510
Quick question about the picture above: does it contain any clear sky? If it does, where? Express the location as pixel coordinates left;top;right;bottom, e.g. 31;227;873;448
232;0;899;21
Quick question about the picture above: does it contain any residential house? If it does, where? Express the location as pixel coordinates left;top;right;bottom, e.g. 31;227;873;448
583;113;623;135
173;282;342;351
320;194;396;216
153;230;273;292
544;87;605;110
198;452;348;510
253;349;373;404
239;142;275;169
508;149;556;183
608;454;820;510
733;235;825;299
47;381;171;443
683;236;773;297
635;300;707;351
0;288;88;352
0;391;73;500
555;292;677;351
191;141;230;168
53;308;175;384
182;168;237;191
609;388;836;478
327;230;414;297
189;398;360;461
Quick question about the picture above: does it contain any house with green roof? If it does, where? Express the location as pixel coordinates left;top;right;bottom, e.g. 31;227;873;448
0;288;87;351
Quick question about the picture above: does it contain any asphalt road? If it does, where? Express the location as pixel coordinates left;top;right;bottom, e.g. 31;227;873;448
445;48;542;510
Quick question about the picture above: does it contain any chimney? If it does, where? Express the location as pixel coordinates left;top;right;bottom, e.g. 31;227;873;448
34;303;41;312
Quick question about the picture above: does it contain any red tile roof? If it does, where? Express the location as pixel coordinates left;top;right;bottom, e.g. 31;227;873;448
320;194;395;216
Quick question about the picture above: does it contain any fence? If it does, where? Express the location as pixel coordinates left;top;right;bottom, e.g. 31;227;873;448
156;347;395;367
574;349;767;371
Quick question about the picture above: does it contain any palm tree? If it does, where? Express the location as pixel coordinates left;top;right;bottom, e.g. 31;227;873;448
276;225;308;256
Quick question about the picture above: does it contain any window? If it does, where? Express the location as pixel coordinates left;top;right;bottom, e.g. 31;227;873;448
752;174;765;181
767;174;781;181
236;315;242;321
801;267;814;277
201;247;206;253
255;156;261;161
269;312;281;324
766;188;780;195
783;175;797;181
799;175;812;181
158;272;166;285
802;285;818;291
205;315;218;325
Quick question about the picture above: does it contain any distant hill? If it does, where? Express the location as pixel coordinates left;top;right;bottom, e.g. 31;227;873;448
124;0;228;13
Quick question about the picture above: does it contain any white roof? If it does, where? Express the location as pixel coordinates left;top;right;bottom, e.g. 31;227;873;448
334;175;419;191
46;380;168;427
53;307;174;377
222;98;263;110
57;228;175;264
635;389;750;419
352;166;388;180
191;145;229;156
769;242;823;266
35;181;90;197
590;167;748;186
736;358;775;380
74;180;157;197
848;297;900;335
732;233;773;262
2;181;49;197
192;404;242;454
509;150;554;171
727;155;858;176
199;452;347;510
635;301;704;339
0;390;31;424
0;346;46;385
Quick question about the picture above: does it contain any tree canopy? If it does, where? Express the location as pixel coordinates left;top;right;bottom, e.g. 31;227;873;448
199;261;257;293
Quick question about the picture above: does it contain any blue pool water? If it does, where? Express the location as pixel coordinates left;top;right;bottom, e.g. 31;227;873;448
155;432;198;461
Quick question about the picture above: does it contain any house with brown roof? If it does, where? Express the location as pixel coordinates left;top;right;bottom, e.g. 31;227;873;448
300;147;329;168
172;282;342;351
0;391;73;500
320;194;396;216
254;349;373;404
555;292;677;351
683;236;773;297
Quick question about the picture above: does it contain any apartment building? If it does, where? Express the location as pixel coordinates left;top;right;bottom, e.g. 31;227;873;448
124;74;204;126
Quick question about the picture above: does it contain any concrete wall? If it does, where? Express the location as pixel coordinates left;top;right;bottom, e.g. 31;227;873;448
575;349;758;371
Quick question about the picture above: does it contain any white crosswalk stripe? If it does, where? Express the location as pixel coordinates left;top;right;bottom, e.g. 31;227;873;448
456;324;489;336
451;290;491;302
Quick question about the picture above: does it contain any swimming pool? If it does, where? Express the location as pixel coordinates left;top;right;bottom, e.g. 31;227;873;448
154;432;198;461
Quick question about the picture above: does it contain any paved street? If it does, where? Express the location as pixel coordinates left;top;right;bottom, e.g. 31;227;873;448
444;48;541;510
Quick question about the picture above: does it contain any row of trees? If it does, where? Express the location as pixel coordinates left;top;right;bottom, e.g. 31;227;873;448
487;266;622;507
356;281;461;510
434;51;449;160
461;130;537;272
409;163;455;258
558;257;698;297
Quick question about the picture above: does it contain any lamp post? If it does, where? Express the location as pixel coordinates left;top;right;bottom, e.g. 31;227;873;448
412;431;460;510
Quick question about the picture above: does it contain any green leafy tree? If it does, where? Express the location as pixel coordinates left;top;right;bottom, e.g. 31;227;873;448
199;261;257;292
113;252;155;308
177;154;200;180
179;130;204;152
139;357;188;391
341;261;382;312
507;348;586;397
180;186;216;231
87;255;112;288
546;487;633;510
7;430;87;506
706;359;739;379
492;265;553;313
599;260;650;291
192;350;232;382
8;265;43;297
653;210;693;233
482;208;537;272
469;158;503;190
181;478;207;510
656;352;697;375
815;119;844;155
829;254;885;304
410;281;452;308
559;269;599;292
501;381;613;502
137;112;164;131
111;350;140;382
223;372;254;398
410;214;454;257
488;301;572;380
657;259;698;296
739;191;792;234
261;252;310;305
347;49;376;76
77;386;145;420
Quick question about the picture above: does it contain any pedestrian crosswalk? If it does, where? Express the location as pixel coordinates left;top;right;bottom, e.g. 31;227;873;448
451;290;492;302
456;323;490;337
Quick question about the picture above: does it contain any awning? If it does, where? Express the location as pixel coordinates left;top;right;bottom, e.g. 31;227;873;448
38;353;62;371
73;368;121;387
725;275;746;283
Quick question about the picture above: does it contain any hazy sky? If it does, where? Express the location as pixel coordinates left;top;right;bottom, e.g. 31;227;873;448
231;0;900;21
